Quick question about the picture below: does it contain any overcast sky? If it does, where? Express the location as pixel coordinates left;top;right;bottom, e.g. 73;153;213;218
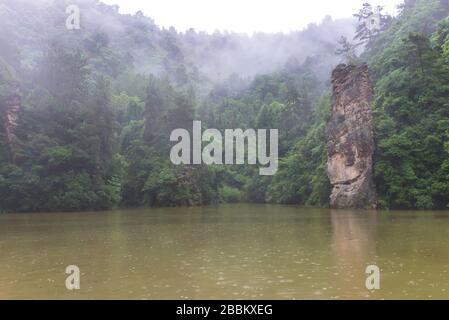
101;0;404;34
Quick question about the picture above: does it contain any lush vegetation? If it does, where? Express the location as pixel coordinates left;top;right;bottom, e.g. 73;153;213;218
1;0;449;212
367;0;449;209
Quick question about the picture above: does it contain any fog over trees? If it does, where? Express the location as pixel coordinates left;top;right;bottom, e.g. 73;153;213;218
2;0;449;211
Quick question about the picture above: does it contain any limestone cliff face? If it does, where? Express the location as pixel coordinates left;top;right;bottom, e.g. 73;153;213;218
326;64;377;209
1;94;21;162
0;59;21;163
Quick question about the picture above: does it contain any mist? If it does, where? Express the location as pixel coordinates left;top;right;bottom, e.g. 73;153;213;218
0;0;365;85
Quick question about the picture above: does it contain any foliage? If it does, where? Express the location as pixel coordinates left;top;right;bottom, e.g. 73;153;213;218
2;0;449;212
367;0;449;209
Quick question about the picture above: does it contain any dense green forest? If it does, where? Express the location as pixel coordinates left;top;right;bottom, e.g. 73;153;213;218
1;0;449;212
368;0;449;209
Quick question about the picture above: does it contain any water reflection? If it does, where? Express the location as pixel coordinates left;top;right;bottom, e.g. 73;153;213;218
330;210;378;298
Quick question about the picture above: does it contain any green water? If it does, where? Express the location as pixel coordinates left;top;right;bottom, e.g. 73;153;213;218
0;204;448;299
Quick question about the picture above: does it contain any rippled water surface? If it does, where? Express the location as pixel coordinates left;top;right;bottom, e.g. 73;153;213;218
1;205;448;299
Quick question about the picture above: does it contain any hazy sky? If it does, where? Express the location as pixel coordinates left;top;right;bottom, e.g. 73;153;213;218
101;0;404;34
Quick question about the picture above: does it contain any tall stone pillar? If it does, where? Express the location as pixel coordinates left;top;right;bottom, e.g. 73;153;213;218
326;64;377;209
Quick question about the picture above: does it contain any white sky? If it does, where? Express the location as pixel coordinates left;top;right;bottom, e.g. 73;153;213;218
100;0;404;34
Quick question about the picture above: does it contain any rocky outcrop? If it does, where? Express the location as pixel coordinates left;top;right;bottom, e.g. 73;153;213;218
1;94;21;162
326;64;377;209
0;58;21;163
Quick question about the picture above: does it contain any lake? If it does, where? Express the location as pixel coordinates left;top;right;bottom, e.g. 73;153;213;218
0;204;448;299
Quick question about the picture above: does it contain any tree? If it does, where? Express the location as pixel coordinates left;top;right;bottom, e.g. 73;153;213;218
0;45;121;212
404;32;437;80
335;36;361;65
353;3;391;47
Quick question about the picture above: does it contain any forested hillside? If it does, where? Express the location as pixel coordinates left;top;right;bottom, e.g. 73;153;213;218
0;0;352;212
367;0;449;209
1;0;449;212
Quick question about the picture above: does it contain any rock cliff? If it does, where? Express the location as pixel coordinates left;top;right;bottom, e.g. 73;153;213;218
326;64;377;209
0;59;21;163
0;94;21;163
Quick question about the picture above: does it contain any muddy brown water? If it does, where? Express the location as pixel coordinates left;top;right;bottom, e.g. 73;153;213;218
0;204;448;299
